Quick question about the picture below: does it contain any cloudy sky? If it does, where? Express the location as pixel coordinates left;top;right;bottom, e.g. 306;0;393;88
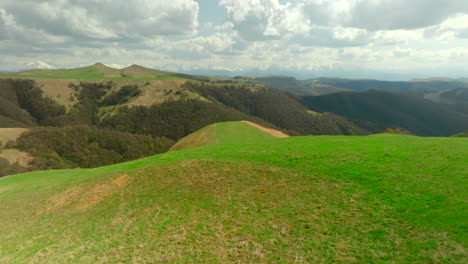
1;0;468;80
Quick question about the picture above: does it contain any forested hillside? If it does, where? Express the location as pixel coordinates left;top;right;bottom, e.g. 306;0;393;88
234;76;468;97
0;79;65;127
302;90;468;136
187;82;367;135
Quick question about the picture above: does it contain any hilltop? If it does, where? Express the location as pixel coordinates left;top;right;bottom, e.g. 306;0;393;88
0;121;466;263
11;63;223;82
170;121;288;151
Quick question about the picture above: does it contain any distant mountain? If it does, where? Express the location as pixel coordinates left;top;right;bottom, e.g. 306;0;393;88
237;76;468;105
452;130;468;137
302;90;468;136
452;131;468;137
15;63;225;82
23;60;56;70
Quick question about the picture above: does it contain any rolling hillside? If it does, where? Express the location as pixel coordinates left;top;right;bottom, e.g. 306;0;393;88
237;76;468;104
9;63;223;82
452;131;468;137
302;90;468;136
0;121;466;263
170;121;287;151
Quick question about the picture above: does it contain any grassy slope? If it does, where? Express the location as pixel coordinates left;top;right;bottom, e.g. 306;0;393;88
1;64;184;81
0;122;467;263
2;63;223;82
170;121;277;151
452;131;468;137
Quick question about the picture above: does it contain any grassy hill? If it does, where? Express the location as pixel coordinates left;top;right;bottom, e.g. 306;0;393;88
452;131;468;137
5;63;224;82
0;121;466;263
170;121;287;151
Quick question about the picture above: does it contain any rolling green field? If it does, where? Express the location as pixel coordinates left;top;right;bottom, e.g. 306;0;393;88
0;63;224;82
0;122;466;263
0;66;185;81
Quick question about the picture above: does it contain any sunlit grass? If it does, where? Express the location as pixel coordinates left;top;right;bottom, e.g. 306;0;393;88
0;123;466;263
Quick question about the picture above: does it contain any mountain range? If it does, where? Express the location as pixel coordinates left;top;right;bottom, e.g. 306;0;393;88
0;63;467;176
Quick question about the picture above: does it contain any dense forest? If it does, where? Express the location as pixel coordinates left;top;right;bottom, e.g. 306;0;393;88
100;99;272;140
0;79;65;127
0;126;173;176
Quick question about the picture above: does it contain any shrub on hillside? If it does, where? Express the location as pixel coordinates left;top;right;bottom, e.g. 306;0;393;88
101;85;141;106
2;79;65;125
385;127;413;135
16;126;174;169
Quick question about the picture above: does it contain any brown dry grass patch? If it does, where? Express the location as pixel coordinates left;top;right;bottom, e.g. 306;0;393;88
0;128;29;147
75;174;130;211
39;174;131;214
241;121;289;138
0;149;33;166
35;79;78;109
128;79;187;107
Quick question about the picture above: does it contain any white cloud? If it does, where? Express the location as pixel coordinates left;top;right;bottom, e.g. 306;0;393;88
219;0;311;40
1;0;468;79
1;0;199;40
425;14;468;40
347;0;468;30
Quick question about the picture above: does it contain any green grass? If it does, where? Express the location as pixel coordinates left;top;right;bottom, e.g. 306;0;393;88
0;122;467;263
170;121;277;151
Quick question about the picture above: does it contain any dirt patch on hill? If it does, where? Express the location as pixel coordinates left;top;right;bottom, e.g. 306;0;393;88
35;79;78;109
0;128;29;147
241;121;289;138
74;174;130;211
40;174;131;214
42;186;84;214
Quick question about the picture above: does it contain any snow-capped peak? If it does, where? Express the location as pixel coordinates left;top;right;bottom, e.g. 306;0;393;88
24;60;56;70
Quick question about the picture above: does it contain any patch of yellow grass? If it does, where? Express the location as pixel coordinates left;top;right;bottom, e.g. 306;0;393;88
39;174;131;215
241;121;289;138
0;149;32;166
0;128;29;147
